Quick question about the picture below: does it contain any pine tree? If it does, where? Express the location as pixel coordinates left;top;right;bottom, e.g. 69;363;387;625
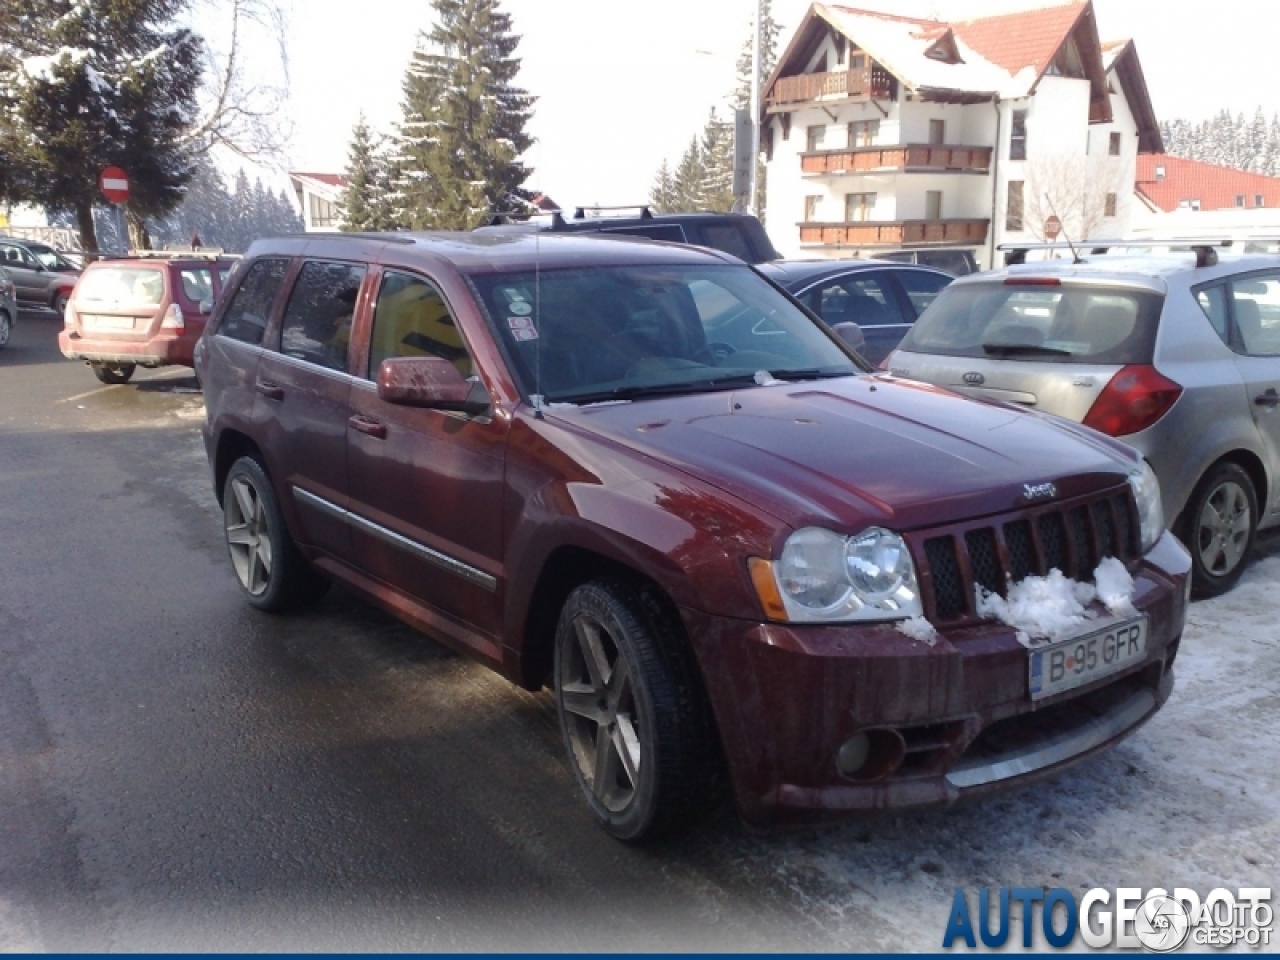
649;160;677;212
393;0;535;230
732;0;781;112
341;114;399;232
0;0;204;250
672;136;705;211
696;110;736;211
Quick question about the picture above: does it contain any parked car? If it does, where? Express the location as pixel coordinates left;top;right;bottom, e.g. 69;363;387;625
59;250;238;383
475;206;783;264
885;244;1280;596
0;265;16;349
0;235;79;314
878;248;980;276
197;231;1188;841
757;259;954;366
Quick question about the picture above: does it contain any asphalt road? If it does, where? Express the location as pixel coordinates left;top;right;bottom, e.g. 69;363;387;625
0;309;1275;951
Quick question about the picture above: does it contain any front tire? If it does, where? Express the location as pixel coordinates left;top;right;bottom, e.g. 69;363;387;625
554;579;718;842
1181;461;1258;598
0;310;10;349
91;361;136;384
223;456;329;611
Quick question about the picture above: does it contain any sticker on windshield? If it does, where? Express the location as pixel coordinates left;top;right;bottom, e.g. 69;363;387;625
509;300;533;316
507;315;534;330
511;327;539;341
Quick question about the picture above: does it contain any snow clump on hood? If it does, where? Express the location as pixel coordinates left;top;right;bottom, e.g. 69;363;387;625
975;558;1138;648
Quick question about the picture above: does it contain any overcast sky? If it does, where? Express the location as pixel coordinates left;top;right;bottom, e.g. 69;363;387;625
216;0;1279;206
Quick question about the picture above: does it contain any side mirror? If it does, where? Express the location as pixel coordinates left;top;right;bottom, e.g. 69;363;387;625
198;297;214;316
831;321;866;355
377;356;490;416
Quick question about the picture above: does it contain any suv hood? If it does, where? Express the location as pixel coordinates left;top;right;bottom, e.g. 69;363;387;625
548;376;1137;532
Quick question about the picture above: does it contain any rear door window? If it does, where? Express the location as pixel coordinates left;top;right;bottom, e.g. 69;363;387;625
216;258;288;346
1228;274;1280;356
899;281;1164;363
179;268;213;303
896;270;953;317
690;224;755;262
279;261;366;372
808;272;907;327
1194;282;1230;343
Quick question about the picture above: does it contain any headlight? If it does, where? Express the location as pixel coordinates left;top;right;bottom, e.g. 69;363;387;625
761;526;923;623
1128;461;1164;553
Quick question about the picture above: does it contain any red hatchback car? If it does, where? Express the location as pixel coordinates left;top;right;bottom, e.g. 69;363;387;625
60;251;238;383
197;232;1190;841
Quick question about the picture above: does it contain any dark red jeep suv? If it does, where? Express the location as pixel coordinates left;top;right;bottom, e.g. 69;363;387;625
197;231;1190;841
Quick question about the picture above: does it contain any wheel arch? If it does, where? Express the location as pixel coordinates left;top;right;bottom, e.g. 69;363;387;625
213;428;265;507
1182;449;1269;528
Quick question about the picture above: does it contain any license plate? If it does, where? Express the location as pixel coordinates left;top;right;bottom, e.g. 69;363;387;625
82;314;135;330
1028;616;1148;701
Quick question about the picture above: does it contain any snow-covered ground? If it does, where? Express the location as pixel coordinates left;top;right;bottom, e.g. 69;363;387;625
676;536;1280;951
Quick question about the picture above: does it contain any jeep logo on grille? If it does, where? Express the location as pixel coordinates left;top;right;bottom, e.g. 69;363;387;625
963;371;985;385
1023;482;1058;502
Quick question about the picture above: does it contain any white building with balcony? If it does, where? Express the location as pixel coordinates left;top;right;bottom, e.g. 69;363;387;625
288;172;347;232
761;0;1161;268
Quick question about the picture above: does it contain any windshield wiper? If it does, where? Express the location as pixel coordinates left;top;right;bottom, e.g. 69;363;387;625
552;374;762;405
766;368;855;382
981;343;1073;357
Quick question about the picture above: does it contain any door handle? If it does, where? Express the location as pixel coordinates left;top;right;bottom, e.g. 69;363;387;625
348;415;387;439
255;379;284;401
1255;388;1279;409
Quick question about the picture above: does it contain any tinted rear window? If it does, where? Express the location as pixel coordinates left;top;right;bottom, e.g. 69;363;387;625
76;266;166;305
899;281;1163;364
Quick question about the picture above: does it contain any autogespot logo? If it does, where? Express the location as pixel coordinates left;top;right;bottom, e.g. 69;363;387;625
942;886;1273;951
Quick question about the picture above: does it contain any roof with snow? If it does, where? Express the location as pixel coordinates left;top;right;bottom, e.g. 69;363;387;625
289;172;347;189
1135;155;1280;213
765;0;1123;125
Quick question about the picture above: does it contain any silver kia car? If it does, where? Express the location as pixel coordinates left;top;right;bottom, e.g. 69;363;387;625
885;247;1280;597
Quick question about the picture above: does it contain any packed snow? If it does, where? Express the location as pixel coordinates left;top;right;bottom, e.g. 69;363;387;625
895;616;937;645
974;558;1137;647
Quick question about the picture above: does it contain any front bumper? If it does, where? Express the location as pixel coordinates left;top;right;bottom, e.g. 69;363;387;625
685;532;1190;826
58;329;197;367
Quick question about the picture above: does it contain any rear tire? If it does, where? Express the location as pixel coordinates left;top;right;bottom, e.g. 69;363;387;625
52;292;69;318
553;579;719;842
1180;461;1258;598
222;456;330;612
91;362;136;384
0;310;10;349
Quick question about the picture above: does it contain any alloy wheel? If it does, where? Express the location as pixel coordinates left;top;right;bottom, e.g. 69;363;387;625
558;613;643;813
1197;479;1251;577
225;475;274;596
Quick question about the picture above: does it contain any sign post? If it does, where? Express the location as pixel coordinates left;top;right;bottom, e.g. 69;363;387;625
99;166;130;252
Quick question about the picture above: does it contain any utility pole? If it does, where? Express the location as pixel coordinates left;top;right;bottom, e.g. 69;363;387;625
748;0;762;214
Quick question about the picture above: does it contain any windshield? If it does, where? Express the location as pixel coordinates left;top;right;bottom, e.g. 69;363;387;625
469;264;862;403
75;266;167;306
898;281;1163;364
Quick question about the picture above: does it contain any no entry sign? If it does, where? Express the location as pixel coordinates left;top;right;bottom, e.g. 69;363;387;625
99;167;129;204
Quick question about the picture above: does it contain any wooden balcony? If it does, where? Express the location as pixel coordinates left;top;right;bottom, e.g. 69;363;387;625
801;144;993;176
798;219;990;247
767;64;895;107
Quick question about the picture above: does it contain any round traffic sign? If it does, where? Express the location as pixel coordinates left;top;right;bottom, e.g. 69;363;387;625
99;166;129;204
1044;215;1062;240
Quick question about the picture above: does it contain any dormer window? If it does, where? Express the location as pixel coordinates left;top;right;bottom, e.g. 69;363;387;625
922;29;963;64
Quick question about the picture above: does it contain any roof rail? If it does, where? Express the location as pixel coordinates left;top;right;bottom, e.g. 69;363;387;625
572;205;653;221
484;208;567;229
998;238;1235;268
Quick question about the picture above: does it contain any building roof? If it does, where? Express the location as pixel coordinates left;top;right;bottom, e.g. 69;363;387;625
289;172;347;189
1135;155;1280;212
767;1;1119;123
1102;39;1162;153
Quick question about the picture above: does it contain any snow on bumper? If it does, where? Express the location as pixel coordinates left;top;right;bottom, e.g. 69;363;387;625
685;532;1190;827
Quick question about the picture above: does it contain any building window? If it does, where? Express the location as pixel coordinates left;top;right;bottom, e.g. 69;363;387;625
845;192;876;222
806;125;826;152
929;119;946;145
1178;198;1201;211
1155;165;1166;179
925;190;943;220
309;193;338;229
1258;194;1266;208
1237;195;1247;208
1010;110;1027;161
848;119;879;148
1109;132;1122;156
1105;192;1117;217
804;195;822;221
1006;180;1024;231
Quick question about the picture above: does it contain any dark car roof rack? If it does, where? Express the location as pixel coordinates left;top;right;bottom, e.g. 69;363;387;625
571;205;654;221
997;238;1238;268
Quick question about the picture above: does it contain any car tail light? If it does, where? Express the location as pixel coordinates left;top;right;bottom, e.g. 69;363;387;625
1082;364;1182;437
160;303;185;330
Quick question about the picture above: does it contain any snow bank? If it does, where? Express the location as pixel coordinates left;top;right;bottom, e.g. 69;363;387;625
895;617;937;646
975;560;1138;647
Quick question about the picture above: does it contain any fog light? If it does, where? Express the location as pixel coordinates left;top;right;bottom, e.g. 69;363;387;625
836;728;906;781
837;733;871;777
